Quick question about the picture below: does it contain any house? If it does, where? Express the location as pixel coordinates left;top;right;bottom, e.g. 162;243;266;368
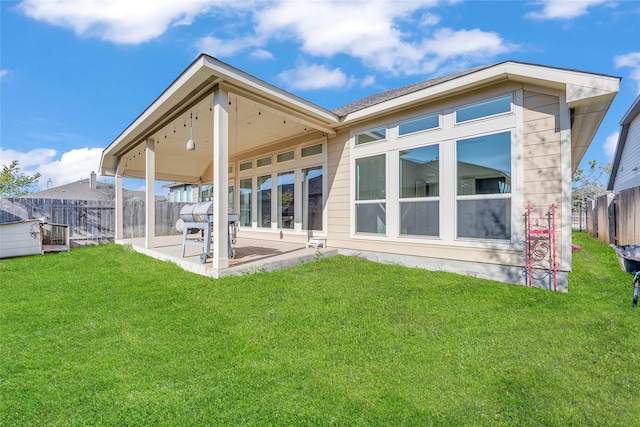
164;182;200;203
26;171;165;202
607;95;640;192
99;55;619;290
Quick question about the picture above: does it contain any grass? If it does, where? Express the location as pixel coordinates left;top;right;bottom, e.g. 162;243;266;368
1;232;638;426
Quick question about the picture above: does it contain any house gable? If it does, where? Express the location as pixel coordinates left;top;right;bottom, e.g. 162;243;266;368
608;95;640;192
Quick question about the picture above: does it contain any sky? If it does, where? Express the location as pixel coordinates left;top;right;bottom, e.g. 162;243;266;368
1;0;639;196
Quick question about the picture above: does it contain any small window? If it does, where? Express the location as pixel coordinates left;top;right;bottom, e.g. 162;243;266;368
456;95;511;123
277;151;295;163
301;144;323;157
239;161;252;171
228;165;234;174
257;156;272;167
355;128;386;145
399;114;439;135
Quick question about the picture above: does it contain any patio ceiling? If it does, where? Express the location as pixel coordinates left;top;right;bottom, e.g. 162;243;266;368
100;55;339;183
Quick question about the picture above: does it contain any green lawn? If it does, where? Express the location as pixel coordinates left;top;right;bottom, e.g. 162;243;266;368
1;233;638;426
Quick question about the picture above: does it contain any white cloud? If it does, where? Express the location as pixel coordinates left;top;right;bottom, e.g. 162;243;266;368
420;12;441;27
1;147;103;190
278;64;348;90
195;35;261;58
603;131;619;160
1;148;57;169
526;0;609;20
18;0;514;77
18;0;216;44
423;27;508;60
615;51;640;95
360;75;376;88
256;1;513;76
250;49;274;61
0;69;9;80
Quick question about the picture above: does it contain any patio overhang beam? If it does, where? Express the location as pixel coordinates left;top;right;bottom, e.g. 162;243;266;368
113;78;223;160
222;83;337;137
114;168;208;184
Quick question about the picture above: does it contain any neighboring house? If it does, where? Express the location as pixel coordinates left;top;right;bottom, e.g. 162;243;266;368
100;55;619;289
607;95;640;192
26;171;165;202
164;182;200;203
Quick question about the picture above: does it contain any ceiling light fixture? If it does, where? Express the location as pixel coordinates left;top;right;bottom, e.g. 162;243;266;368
186;113;195;151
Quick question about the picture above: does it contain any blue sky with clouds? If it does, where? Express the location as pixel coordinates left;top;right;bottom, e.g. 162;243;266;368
1;0;639;194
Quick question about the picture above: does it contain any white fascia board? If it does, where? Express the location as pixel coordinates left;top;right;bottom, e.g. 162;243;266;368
340;66;510;125
202;56;339;126
503;62;619;104
100;56;217;177
103;56;209;157
339;61;619;126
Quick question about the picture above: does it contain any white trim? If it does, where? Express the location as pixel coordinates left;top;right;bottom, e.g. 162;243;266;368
115;176;124;240
212;87;230;269
144;139;156;249
512;89;525;247
339;62;618;126
349;90;521;250
559;93;572;272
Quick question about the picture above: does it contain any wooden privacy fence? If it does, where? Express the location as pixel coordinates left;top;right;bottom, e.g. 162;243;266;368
586;185;640;245
0;198;190;246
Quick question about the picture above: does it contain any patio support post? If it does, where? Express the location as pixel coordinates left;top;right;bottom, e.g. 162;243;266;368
212;86;229;269
115;175;124;240
145;138;156;249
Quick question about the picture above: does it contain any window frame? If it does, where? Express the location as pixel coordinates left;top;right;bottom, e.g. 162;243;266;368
454;130;514;241
398;142;441;238
354;153;387;235
348;88;523;248
354;127;387;146
398;113;440;137
235;139;327;235
455;94;513;125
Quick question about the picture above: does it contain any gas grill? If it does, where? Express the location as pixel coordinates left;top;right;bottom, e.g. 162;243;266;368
178;202;240;263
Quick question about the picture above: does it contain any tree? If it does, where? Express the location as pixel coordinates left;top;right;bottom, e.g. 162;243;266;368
0;160;41;197
571;159;611;212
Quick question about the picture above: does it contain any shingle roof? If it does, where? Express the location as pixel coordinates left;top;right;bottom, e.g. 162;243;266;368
331;62;498;116
24;178;165;201
331;60;620;117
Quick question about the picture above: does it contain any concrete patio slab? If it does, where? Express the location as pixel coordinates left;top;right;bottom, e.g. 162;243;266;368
117;234;337;278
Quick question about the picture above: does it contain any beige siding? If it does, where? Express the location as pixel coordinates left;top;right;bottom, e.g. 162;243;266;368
321;86;570;277
326;130;351;245
522;90;565;270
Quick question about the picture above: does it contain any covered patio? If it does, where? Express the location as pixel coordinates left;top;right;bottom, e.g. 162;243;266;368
100;54;337;275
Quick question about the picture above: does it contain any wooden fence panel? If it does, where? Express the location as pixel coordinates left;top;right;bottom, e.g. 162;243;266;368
1;198;190;245
616;186;640;245
587;185;640;245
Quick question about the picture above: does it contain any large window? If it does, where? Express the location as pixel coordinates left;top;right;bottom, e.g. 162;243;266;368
258;175;272;228
399;144;439;236
235;141;326;233
239;178;252;227
303;166;323;231
228;185;235;213
456;132;511;239
277;171;295;229
355;154;386;234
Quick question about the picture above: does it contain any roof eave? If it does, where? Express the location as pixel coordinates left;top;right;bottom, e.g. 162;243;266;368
99;54;339;178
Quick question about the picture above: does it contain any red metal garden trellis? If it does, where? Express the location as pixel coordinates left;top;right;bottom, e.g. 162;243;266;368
522;204;559;291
